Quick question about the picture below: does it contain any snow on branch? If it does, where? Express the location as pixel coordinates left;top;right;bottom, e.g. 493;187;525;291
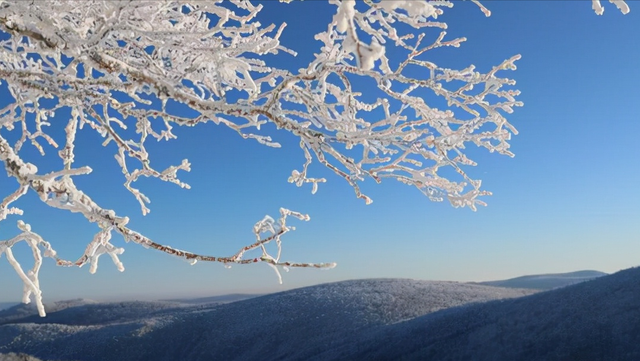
1;131;330;316
0;0;628;315
0;221;74;317
592;0;630;15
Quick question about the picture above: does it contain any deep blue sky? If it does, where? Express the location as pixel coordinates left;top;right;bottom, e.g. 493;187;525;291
1;1;639;302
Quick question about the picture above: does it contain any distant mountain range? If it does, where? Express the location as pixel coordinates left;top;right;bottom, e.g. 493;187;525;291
0;303;18;312
2;269;637;361
473;270;608;290
161;293;261;305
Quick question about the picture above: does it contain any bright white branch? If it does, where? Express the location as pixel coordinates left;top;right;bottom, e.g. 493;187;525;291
0;221;73;317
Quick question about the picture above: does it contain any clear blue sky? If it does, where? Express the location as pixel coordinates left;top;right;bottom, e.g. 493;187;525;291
1;1;639;303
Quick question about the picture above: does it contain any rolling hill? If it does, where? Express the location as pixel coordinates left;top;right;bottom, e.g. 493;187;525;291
0;279;535;361
474;270;607;290
0;299;180;327
2;268;634;361
338;267;640;360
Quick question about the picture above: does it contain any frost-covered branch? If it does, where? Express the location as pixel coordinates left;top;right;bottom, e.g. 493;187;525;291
0;0;628;315
0;221;73;317
1;132;332;316
592;0;630;15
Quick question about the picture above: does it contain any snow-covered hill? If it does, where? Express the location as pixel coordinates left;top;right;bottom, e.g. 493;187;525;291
341;267;640;360
5;269;634;361
474;270;607;290
0;299;98;325
0;279;534;361
0;299;181;326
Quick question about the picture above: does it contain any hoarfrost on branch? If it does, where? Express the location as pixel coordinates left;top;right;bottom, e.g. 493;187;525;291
0;0;629;316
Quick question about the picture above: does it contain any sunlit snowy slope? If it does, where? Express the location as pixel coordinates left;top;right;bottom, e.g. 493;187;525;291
3;269;635;361
0;279;534;361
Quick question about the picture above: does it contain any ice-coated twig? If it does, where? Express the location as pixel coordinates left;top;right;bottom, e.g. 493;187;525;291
0;221;74;317
1;134;333;315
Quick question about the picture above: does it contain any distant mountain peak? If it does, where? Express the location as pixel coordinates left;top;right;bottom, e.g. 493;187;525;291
474;270;608;290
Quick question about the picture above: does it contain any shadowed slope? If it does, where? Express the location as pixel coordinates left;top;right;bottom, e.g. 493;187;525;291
0;300;183;326
342;267;640;361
